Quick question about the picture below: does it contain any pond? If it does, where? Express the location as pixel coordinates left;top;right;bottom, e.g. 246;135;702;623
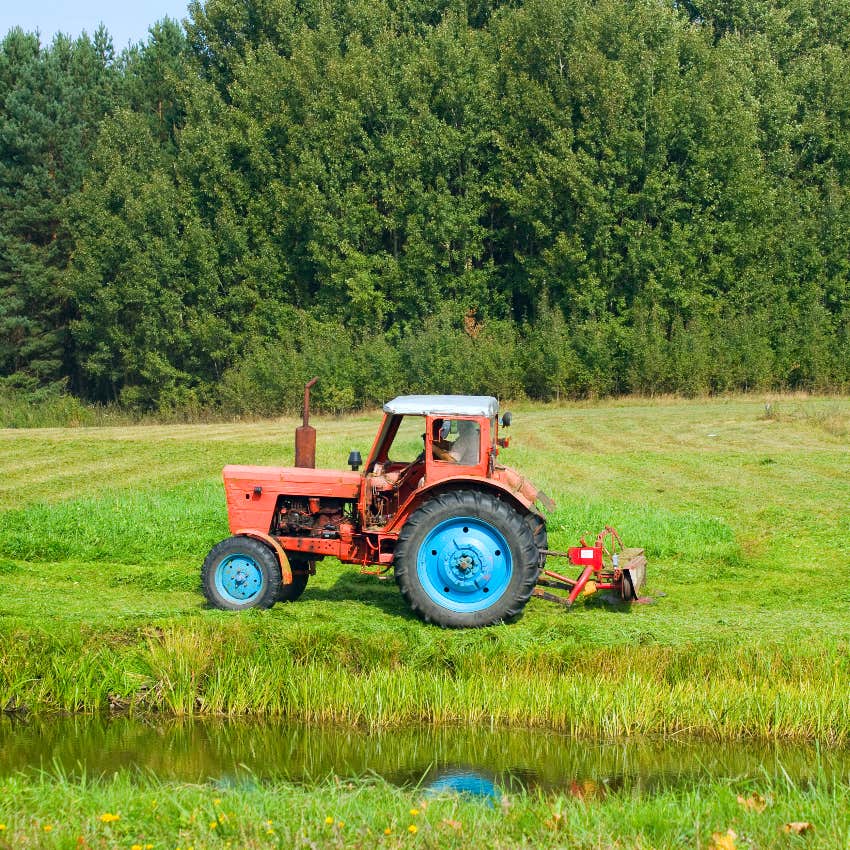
1;715;846;796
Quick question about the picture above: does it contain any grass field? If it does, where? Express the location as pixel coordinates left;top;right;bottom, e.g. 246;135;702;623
2;770;850;850
0;396;849;739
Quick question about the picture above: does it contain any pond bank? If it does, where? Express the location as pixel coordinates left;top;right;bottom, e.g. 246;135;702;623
2;715;850;849
2;618;849;741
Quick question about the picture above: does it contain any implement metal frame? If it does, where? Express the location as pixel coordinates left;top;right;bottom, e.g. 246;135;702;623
531;526;648;608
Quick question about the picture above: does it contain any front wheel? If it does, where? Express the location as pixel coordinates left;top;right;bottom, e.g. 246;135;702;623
394;490;540;628
202;536;281;610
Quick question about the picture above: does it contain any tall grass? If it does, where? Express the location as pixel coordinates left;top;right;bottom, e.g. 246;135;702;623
1;769;849;849
1;619;849;741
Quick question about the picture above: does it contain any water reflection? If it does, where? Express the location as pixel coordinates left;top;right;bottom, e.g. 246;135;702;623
426;770;499;801
0;715;846;792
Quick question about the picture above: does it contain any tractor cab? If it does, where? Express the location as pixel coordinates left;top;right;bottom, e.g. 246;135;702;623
359;395;504;530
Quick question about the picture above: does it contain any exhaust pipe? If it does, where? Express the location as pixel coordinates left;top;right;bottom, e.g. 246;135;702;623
295;377;319;468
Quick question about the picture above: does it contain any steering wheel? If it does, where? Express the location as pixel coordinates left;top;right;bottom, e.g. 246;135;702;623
392;453;424;489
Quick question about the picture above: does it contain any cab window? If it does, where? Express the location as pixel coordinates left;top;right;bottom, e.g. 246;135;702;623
432;419;480;465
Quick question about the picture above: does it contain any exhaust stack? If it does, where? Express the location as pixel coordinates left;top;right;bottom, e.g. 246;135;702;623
295;377;319;468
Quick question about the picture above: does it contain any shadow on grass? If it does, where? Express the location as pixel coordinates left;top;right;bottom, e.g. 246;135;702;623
581;593;644;614
300;570;418;622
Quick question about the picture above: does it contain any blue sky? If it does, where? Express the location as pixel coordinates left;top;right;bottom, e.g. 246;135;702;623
1;0;192;49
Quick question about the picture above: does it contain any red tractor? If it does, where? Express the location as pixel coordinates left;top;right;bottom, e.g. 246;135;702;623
202;389;646;627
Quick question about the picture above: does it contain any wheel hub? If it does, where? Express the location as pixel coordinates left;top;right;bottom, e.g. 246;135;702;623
216;555;263;602
443;546;489;589
417;516;513;613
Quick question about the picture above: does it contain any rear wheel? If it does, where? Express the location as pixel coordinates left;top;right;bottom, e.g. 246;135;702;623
526;512;548;568
202;536;281;611
277;559;310;602
394;490;540;628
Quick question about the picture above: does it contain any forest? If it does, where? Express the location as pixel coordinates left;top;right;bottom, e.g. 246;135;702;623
1;0;849;414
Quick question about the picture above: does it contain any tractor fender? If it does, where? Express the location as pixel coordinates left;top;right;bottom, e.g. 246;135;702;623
385;476;541;534
232;528;293;585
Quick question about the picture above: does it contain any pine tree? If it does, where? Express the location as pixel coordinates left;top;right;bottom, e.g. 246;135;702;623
0;27;117;391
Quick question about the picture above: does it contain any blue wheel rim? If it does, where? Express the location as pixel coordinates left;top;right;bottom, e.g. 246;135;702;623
416;515;513;613
214;553;264;604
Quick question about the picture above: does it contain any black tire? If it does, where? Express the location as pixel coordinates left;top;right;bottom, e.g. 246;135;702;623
394;489;540;628
201;536;281;611
526;512;548;569
277;559;310;602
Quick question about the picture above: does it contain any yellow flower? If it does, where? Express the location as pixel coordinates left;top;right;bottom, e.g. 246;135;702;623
213;798;221;805
384;828;392;835
209;821;218;829
709;830;737;850
266;829;275;835
146;845;154;849
43;825;53;833
408;824;418;834
325;816;334;825
0;824;5;831
132;844;143;850
100;813;121;823
410;809;419;816
337;821;344;828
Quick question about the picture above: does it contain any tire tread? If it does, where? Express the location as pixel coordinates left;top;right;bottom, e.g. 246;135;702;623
201;536;282;610
394;490;541;628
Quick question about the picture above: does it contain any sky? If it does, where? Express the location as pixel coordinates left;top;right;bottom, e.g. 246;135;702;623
0;0;192;49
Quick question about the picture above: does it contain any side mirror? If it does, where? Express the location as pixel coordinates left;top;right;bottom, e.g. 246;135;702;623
500;411;512;428
348;450;362;471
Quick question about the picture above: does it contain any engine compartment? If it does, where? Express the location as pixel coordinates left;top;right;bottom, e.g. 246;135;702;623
271;496;356;539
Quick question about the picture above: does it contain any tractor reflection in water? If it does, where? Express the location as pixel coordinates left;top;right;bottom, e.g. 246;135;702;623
424;769;500;803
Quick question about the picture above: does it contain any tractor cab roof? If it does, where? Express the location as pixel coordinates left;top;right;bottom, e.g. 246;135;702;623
383;395;499;417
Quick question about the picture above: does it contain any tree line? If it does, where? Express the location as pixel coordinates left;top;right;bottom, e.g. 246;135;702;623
2;0;849;414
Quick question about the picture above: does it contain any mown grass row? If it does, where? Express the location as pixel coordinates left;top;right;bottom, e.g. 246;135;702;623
1;769;848;849
0;484;733;572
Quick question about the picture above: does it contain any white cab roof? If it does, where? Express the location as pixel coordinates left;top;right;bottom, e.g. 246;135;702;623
383;395;499;417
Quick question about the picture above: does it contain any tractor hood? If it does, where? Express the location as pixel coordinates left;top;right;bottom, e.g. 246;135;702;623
223;465;362;499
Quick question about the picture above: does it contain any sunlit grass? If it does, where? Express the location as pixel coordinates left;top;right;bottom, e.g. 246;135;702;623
0;395;848;736
0;769;849;849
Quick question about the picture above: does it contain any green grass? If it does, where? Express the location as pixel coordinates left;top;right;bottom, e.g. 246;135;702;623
0;396;849;738
1;770;850;849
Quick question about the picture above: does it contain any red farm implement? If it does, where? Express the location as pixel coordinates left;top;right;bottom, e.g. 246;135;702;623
201;384;647;628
